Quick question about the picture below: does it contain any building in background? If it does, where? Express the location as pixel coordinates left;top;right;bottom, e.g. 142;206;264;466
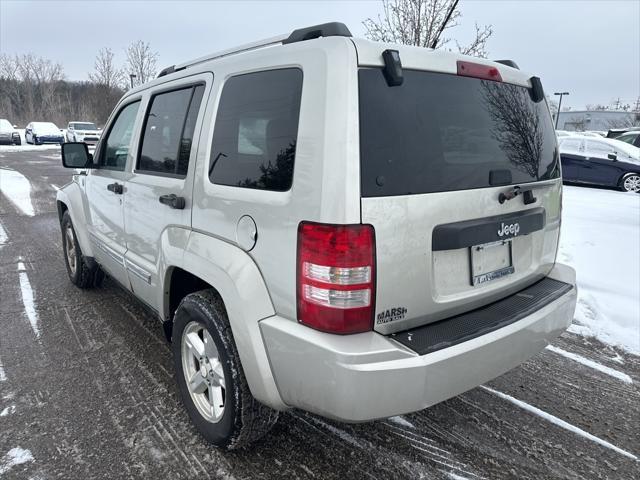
556;110;639;132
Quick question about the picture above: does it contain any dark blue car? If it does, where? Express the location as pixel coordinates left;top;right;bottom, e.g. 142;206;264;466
559;136;640;193
25;122;64;145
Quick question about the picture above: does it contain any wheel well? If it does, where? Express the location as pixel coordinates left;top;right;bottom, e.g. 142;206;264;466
619;172;640;185
165;267;216;341
56;200;68;222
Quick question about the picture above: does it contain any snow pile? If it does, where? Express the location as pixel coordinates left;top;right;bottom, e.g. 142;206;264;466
0;448;34;475
0;167;35;216
559;186;640;354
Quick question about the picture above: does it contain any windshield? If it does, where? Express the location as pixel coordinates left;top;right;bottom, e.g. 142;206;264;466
359;69;559;197
33;122;60;134
73;122;98;131
0;119;12;131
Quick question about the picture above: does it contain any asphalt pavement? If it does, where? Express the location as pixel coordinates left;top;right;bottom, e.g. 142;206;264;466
0;149;638;479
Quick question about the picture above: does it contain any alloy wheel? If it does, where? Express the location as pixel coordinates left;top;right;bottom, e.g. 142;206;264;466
64;224;77;276
181;321;226;423
623;175;640;193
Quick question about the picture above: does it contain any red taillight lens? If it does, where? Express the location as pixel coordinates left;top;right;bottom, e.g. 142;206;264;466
457;60;502;82
297;222;375;334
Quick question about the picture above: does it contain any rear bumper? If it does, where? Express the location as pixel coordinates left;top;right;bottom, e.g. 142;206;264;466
260;263;576;422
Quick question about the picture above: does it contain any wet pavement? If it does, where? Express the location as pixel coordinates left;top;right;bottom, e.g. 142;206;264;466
0;149;638;479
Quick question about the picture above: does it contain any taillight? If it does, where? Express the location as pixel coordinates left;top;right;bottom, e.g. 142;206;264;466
297;222;375;334
457;60;502;82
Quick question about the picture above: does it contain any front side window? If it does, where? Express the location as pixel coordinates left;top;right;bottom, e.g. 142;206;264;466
209;68;303;192
100;101;141;170
138;85;205;176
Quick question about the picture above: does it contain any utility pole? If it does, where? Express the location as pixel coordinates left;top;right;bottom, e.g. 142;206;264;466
129;73;137;89
554;92;570;129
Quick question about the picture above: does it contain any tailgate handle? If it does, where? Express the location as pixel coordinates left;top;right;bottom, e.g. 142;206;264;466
159;194;185;210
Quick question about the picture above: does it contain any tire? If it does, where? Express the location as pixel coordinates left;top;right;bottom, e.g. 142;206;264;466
33;136;40;145
60;211;105;288
620;173;640;193
172;289;279;449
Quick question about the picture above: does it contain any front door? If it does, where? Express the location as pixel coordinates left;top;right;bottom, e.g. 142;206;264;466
123;77;210;311
86;100;142;288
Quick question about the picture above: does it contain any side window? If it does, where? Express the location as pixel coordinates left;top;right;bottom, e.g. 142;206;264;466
99;101;141;170
586;140;614;159
137;84;205;177
209;68;303;192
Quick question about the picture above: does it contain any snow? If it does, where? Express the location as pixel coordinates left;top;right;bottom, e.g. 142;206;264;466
0;167;36;216
481;386;637;460
545;345;632;384
0;405;16;417
388;415;416;429
0;221;7;247
18;262;40;339
0;356;6;382
559;186;640;354
0;448;34;475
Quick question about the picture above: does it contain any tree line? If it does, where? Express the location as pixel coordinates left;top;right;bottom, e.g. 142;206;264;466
0;41;158;128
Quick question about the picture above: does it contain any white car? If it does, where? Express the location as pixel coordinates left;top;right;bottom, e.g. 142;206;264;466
25;122;64;145
56;22;577;449
66;121;102;145
0;118;21;145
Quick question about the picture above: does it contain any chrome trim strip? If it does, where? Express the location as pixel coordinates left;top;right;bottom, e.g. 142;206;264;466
89;232;124;265
124;259;152;285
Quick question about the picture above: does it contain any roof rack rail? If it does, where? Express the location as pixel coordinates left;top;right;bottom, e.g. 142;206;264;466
157;22;352;78
494;59;519;69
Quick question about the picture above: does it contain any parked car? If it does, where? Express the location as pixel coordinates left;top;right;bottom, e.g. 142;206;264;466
56;22;577;449
559;136;640;192
606;127;640;139
0;118;21;145
616;130;640;148
66;121;102;145
25;122;64;145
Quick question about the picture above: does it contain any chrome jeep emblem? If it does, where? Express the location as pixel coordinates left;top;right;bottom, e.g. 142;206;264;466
497;222;520;237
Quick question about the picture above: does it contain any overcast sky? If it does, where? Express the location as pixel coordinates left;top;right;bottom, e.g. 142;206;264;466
1;0;638;110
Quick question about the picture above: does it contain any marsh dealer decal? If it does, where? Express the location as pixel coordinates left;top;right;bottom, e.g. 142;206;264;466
377;307;408;324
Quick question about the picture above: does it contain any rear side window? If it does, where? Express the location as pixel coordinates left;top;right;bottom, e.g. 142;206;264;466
209;68;303;192
359;69;560;197
100;101;141;171
138;85;205;177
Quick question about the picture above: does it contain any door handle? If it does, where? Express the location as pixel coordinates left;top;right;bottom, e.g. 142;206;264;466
107;182;123;194
159;194;185;210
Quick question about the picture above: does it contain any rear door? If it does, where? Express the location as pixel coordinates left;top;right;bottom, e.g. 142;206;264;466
123;74;210;311
358;66;562;334
579;139;626;185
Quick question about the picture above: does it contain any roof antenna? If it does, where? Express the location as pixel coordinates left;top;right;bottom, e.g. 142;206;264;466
430;0;459;49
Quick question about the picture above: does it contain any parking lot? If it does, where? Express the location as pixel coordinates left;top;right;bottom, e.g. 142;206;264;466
0;148;638;479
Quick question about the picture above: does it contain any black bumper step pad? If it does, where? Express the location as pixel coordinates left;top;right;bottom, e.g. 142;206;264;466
391;277;573;355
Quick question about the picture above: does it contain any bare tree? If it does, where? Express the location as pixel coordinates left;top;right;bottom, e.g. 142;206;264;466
124;40;158;87
89;47;123;89
363;0;493;57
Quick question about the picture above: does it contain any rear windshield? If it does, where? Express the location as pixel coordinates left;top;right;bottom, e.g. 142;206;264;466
359;69;559;197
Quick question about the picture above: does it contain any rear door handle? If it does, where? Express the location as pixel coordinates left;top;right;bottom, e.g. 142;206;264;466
159;194;185;210
107;182;123;194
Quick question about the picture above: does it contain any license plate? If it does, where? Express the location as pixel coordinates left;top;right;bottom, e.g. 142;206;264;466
470;240;514;286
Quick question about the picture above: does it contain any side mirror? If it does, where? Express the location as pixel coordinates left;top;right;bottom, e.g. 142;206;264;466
607;153;617;161
62;142;93;168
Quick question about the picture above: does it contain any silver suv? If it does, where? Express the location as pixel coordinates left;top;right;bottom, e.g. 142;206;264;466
57;22;577;449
